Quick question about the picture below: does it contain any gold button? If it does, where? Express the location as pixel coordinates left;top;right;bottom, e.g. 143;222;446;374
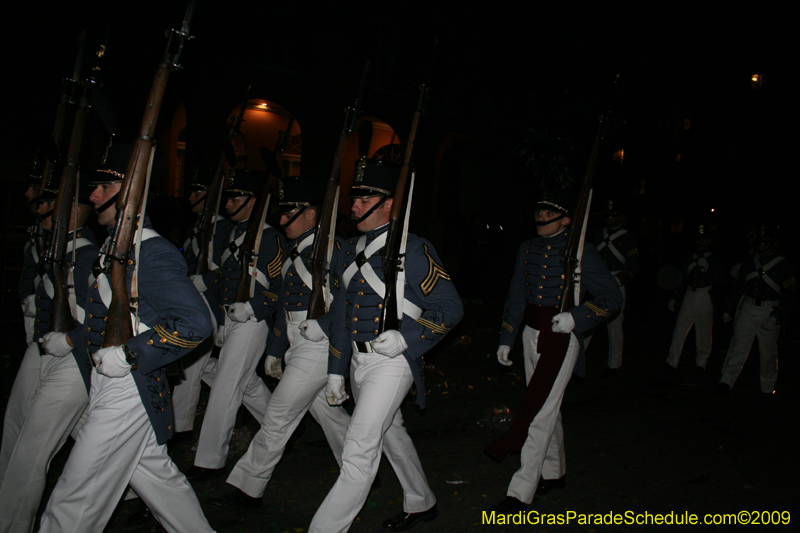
88;314;93;319
93;283;98;289
147;340;154;345
87;327;91;331
543;265;547;269
160;338;167;343
377;304;383;309
360;279;365;283
353;330;358;334
358;291;364;296
353;317;358;322
544;254;549;258
374;317;379;322
355;304;360;309
159;393;163;397
168;425;172;430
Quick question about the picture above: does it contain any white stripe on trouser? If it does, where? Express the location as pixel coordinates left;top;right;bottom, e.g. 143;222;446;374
171;294;218;432
583;285;625;369
194;316;270;469
309;350;436;533
666;287;713;369
0;345;88;533
507;326;580;504
227;319;351;498
39;371;214;533
719;301;780;393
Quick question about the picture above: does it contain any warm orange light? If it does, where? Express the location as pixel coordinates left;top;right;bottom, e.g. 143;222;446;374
751;74;760;82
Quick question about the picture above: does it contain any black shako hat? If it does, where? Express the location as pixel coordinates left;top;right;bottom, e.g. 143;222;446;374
534;188;576;215
85;142;134;186
223;169;264;198
347;158;399;198
278;175;321;215
189;167;215;192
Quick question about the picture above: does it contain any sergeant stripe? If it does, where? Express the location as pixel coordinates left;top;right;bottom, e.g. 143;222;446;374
420;244;451;296
329;345;341;358
416;318;449;334
267;237;284;279
585;302;611;317
153;325;202;348
502;321;514;333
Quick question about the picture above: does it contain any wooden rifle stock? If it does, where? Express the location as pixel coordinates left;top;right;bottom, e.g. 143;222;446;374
103;0;195;348
194;89;250;276
307;63;370;319
378;85;428;333
560;116;606;313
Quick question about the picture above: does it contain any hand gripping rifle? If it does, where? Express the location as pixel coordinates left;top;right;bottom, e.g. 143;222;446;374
306;61;370;319
559;115;606;313
102;0;196;351
378;84;429;333
40;35;107;335
194;87;250;276
233;114;295;304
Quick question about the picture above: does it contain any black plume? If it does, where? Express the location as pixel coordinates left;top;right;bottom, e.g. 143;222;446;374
513;130;575;199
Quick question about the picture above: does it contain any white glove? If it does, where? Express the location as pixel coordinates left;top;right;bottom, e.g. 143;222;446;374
723;312;733;323
42;332;73;357
228;302;255;323
264;355;283;379
372;330;408;358
696;257;709;272
497;345;512;366
551;312;576;334
325;374;349;405
23;294;36;318
299;319;327;342
93;346;132;378
190;274;207;293
762;315;778;332
667;300;677;312
214;325;226;347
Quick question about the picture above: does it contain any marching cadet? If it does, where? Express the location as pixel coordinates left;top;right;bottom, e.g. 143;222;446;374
487;182;622;513
666;225;720;372
306;159;463;533
38;145;215;532
207;176;350;511
583;199;639;372
171;168;233;437
0;183;97;533
186;169;285;481
21;171;45;346
718;223;796;396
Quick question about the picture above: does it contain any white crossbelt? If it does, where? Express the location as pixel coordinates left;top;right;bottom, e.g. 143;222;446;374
222;223;272;291
281;233;314;288
745;254;784;296
597;227;628;266
688;251;712;273
41;237;94;324
342;233;422;320
183;216;224;271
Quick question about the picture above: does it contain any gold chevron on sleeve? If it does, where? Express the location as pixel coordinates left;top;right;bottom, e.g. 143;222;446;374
272;326;281;337
502;321;514;333
585;302;611;317
333;274;340;289
420;244;452;296
267;237;284;279
329;345;341;358
416;318;449;334
153;325;202;348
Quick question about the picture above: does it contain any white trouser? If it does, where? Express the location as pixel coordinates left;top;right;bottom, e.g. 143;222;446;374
583;285;625;369
507;326;580;504
227;319;351;497
194;315;270;469
719;300;780;393
0;344;87;533
39;371;214;533
666;287;713;369
171;295;218;432
309;350;436;533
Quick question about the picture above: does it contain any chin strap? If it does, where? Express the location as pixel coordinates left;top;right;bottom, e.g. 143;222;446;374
535;212;566;226
189;193;206;211
38;209;54;221
227;195;252;219
95;193;119;215
353;194;389;224
280;205;307;230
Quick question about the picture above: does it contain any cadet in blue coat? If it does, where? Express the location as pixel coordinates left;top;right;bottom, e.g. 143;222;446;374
0;184;97;533
172;168;234;435
308;159;463;533
582;199;639;373
489;187;622;514
209;176;351;512
718;224;796;395
38;147;215;533
187;169;285;481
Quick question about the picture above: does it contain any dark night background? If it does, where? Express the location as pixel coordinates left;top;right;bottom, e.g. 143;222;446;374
0;2;797;531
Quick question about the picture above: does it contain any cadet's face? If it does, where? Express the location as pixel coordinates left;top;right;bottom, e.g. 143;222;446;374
89;183;121;226
225;196;254;222
352;196;392;232
188;190;206;214
605;215;621;228
536;210;570;237
37;200;56;231
280;207;316;240
25;185;37;201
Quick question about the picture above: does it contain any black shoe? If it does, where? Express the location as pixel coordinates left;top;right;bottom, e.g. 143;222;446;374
490;496;527;513
170;430;194;444
383;504;438;531
206;489;262;512
537;475;566;497
125;500;155;529
184;466;225;483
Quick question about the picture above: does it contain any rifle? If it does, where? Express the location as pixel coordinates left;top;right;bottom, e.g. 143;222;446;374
378;84;429;332
560;115;607;313
233;116;295;304
102;0;196;350
194;87;250;276
306;62;370;319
